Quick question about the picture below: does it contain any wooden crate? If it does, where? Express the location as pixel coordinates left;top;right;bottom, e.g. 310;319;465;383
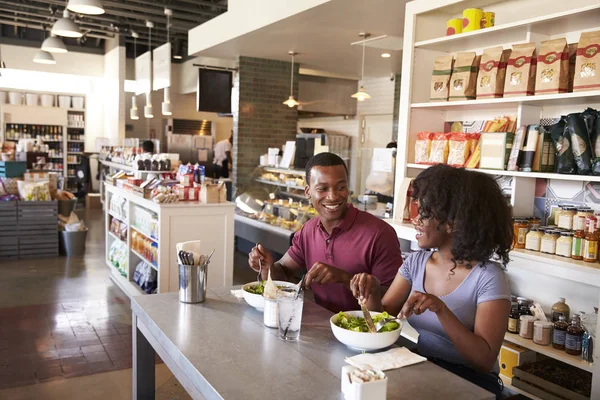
0;236;18;260
18;235;58;258
0;202;18;256
0;161;26;178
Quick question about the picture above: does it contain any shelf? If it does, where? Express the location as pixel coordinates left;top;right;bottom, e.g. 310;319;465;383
107;231;126;245
67;126;84;129
261;167;305;176
499;375;543;400
131;248;158;271
67;140;85;143
234;214;294;237
415;5;600;52
108;209;127;224
68;152;83;155
504;332;593;372
131;226;158;244
100;160;165;174
255;178;305;190
407;163;600;183
412;90;600;111
68;108;85;112
107;262;146;298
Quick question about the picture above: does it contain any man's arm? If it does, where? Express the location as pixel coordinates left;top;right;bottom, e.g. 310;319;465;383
267;252;303;281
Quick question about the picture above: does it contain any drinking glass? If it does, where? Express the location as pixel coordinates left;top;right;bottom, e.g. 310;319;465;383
277;287;304;342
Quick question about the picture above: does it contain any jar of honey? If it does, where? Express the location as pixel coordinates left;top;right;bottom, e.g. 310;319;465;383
513;219;529;249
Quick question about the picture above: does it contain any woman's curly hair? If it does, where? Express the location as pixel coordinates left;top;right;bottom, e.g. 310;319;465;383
412;164;513;266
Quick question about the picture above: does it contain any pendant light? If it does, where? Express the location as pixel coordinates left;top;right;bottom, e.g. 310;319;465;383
130;31;139;120
67;0;104;15
351;33;371;102
42;34;67;53
162;9;172;116
144;21;154;119
51;9;82;38
282;51;299;108
34;29;56;64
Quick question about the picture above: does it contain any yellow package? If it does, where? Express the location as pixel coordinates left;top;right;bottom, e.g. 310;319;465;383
428;133;450;164
465;141;481;168
448;132;470;167
415;132;433;164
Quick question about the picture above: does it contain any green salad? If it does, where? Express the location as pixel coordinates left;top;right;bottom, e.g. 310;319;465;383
244;282;287;295
334;311;400;333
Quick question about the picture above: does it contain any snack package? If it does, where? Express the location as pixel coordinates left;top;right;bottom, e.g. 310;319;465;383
533;126;556;173
507;116;518;133
482;116;509;133
573;30;600;92
430;55;454;101
447;132;470;167
428;133;450;164
549;117;576;174
467;133;481;155
504;43;537;97
415;132;433;164
465;140;481;169
17;180;51;201
568;43;578;92
480;132;512;170
477;46;511;99
519;125;541;172
449;52;480;101
567;112;594;175
535;38;569;95
506;126;527;171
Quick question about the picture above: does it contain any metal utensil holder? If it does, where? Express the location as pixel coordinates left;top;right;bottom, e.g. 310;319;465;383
178;262;208;304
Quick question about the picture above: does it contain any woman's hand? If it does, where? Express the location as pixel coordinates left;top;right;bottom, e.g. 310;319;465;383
400;291;446;318
350;273;381;304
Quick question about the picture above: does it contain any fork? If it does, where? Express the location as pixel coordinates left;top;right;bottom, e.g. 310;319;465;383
374;317;401;332
257;257;263;285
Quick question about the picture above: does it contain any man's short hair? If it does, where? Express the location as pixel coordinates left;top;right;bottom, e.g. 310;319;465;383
142;140;154;153
305;152;348;186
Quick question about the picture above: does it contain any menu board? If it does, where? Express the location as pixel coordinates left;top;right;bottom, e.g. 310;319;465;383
153;42;171;91
135;51;151;95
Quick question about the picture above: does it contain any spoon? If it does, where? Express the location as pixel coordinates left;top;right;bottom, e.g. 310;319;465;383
374;317;402;332
205;248;215;265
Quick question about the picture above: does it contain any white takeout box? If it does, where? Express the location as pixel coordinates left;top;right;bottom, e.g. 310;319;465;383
341;365;387;400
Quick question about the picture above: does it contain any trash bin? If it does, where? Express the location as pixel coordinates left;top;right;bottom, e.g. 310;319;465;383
60;229;88;256
58;199;77;217
178;263;208;303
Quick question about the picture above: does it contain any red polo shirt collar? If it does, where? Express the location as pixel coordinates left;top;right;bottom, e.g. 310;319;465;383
317;204;359;237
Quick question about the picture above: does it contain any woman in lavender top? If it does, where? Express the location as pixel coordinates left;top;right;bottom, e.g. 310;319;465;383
351;164;513;397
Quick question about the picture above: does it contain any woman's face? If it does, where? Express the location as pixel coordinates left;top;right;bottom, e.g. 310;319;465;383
411;201;452;249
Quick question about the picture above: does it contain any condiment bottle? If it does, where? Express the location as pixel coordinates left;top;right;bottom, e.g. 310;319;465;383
540;229;558;255
556;232;573;258
507;302;519;333
572;227;585;260
565;314;584;356
551;298;570;322
583;220;599;262
525;228;542;252
552;315;569;350
513;219;529;249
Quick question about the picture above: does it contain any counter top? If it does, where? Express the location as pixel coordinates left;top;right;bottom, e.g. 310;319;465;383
131;288;493;400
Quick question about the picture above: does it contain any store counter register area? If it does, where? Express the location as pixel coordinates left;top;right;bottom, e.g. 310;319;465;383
250;155;512;399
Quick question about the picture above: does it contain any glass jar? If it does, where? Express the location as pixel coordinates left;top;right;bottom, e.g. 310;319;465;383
572;228;585;260
525;228;542;251
557;207;577;230
519;315;535;339
556;231;574;258
574;208;593;231
533;321;553;346
540;229;559;254
513;219;529;249
527;217;541;228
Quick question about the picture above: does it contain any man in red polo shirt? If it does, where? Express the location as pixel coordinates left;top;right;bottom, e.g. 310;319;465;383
248;152;403;313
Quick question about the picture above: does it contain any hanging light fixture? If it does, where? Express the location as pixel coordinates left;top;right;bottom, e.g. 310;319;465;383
351;33;371;102
130;31;139;120
42;34;67;53
162;9;172;116
144;21;154;119
282;51;299;108
34;28;56;64
67;0;104;15
52;9;82;38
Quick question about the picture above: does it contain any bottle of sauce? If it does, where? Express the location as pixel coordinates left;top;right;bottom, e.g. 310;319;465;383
583;219;599;262
565;314;584;356
572;227;585;260
507;302;519;333
552;315;568;350
551;298;570;322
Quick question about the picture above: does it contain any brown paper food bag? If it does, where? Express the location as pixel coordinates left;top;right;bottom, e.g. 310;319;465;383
449;52;480;101
568;43;578;92
573;30;600;92
535;38;568;95
504;43;537;97
430;55;454;101
477;47;510;99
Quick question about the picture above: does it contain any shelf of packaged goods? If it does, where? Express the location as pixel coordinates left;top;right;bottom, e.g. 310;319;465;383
261;167;305;176
503;332;593;372
68;140;85;143
68;152;83;155
100;160;165;175
107;261;146;298
412;90;600;111
414;5;600;52
255;178;305;191
131;248;158;271
499;375;543;400
108;209;128;224
406;163;600;183
105;184;160;213
234;213;294;237
131;226;158;244
107;231;126;245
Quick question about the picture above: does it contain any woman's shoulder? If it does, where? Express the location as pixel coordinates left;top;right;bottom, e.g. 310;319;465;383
403;250;434;270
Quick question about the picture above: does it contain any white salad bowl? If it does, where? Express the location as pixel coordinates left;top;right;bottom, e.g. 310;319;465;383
330;310;403;352
241;281;297;311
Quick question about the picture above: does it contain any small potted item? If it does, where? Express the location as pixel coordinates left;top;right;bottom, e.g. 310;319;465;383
341;366;387;400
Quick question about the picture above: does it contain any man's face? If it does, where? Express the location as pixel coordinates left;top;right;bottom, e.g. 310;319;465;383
305;165;349;222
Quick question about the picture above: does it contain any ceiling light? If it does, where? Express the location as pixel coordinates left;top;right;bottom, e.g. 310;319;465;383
130;95;139;120
33;50;56;65
145;21;154;119
42;34;67;53
162;9;172;116
381;53;391;58
352;33;371;102
52;9;82;38
67;0;104;15
144;93;154;118
173;55;183;60
173;38;183;60
283;51;299;108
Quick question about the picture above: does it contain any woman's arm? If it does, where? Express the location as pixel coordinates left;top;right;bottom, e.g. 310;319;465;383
402;293;510;372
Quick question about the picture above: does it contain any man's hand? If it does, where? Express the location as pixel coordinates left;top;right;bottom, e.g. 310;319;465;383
248;244;274;280
400;291;446;318
349;273;381;304
304;262;351;289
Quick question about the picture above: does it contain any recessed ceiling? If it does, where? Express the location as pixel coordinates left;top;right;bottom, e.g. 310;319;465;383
189;0;406;78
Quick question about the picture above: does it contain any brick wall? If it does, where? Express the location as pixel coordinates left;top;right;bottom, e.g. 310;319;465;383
232;56;299;195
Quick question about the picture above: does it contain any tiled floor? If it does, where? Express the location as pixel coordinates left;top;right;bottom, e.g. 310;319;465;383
0;206;256;399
